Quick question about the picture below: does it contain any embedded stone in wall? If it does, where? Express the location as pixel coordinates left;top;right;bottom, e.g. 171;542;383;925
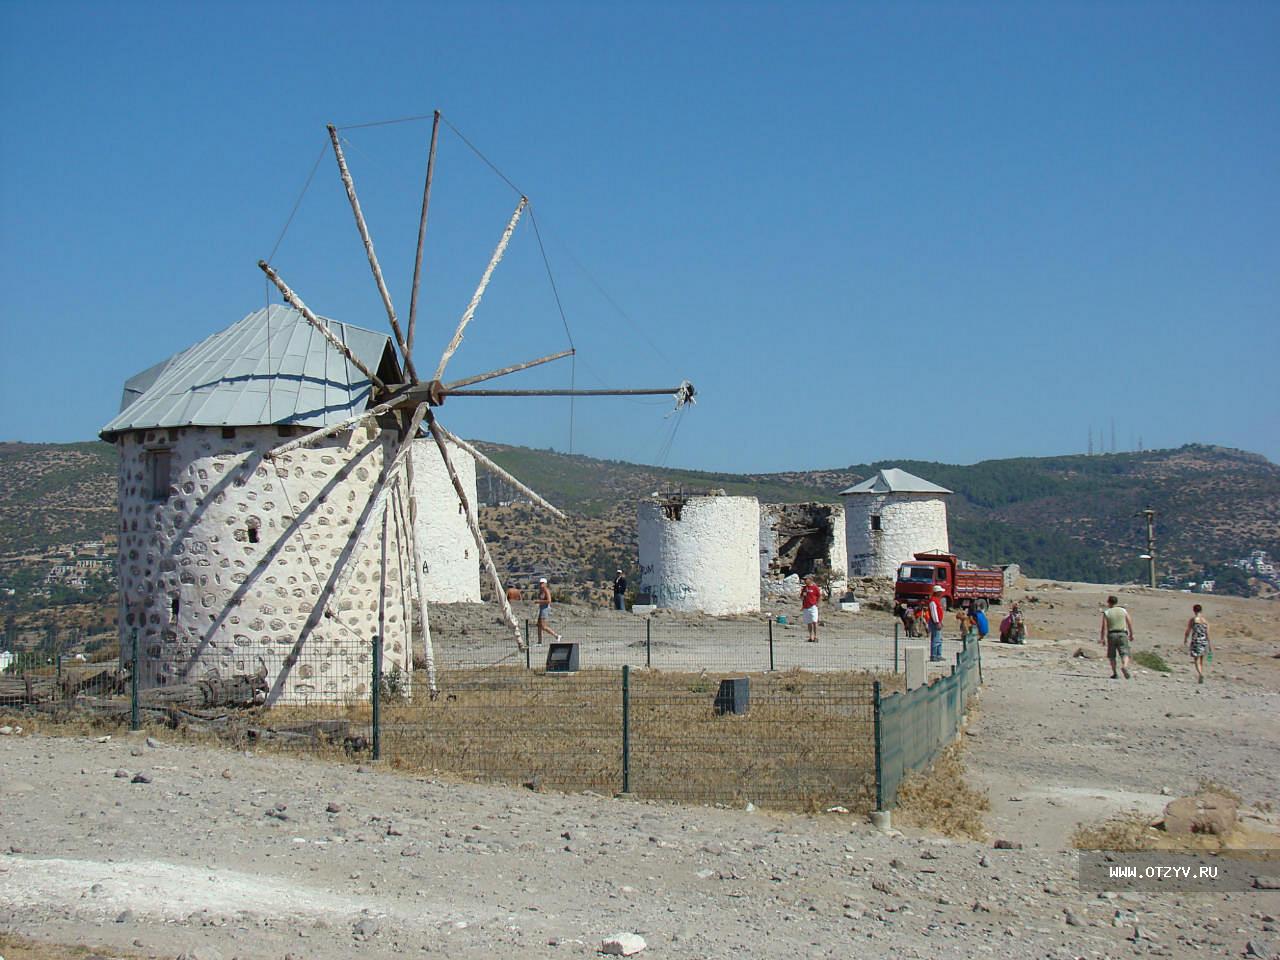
111;425;416;705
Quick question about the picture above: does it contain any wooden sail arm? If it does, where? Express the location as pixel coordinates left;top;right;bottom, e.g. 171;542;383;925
432;424;567;521
406;110;441;363
327;125;417;382
441;348;574;391
432;197;528;382
258;261;387;392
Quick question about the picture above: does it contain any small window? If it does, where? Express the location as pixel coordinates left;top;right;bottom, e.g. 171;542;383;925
870;515;882;531
276;425;294;438
145;449;172;501
221;427;236;439
936;567;948;581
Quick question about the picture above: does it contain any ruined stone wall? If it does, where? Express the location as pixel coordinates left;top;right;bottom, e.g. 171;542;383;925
843;494;949;577
115;424;414;704
409;439;481;603
759;503;848;595
638;496;760;615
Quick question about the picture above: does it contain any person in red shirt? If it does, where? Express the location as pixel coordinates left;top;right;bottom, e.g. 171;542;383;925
801;575;821;643
927;586;946;661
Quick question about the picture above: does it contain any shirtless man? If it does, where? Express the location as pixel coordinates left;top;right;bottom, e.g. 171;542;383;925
536;577;561;645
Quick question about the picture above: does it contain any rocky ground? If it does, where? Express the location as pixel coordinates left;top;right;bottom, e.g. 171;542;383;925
2;582;1279;959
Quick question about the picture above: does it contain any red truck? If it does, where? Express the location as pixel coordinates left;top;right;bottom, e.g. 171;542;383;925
894;552;1004;609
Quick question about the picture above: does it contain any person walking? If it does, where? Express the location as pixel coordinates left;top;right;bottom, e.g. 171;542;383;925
1183;603;1212;684
612;569;627;611
801;574;821;642
1099;595;1134;679
536;577;561;645
927;586;946;662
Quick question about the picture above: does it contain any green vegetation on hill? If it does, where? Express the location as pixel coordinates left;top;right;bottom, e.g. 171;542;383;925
0;441;118;554
480;442;1279;592
0;439;1276;598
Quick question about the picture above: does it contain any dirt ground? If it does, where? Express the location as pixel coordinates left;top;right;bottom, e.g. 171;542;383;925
2;582;1279;959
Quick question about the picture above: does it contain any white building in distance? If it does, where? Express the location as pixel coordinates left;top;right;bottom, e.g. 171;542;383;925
840;468;952;577
409;439;481;603
100;306;416;704
638;494;760;615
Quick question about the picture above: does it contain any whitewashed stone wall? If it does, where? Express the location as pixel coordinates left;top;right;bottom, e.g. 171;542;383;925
409;439;481;603
828;508;849;592
638;496;760;615
843;494;950;577
114;424;414;704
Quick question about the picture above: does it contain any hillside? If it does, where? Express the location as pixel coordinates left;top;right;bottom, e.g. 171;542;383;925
0;442;118;556
1;441;1276;606
476;442;1280;590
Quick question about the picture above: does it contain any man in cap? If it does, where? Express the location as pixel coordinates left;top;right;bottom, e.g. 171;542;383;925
536;577;560;645
927;585;946;662
612;569;627;611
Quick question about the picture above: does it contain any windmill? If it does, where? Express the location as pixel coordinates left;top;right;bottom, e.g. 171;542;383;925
256;114;694;695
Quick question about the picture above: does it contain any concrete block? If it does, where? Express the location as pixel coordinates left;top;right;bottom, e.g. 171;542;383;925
903;645;927;690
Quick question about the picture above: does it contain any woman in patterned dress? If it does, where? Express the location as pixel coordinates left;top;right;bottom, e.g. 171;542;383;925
1183;603;1212;684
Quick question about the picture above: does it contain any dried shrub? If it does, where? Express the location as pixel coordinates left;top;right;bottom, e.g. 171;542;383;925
892;741;989;839
1071;809;1161;851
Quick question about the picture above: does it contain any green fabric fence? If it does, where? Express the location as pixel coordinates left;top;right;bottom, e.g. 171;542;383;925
875;638;982;810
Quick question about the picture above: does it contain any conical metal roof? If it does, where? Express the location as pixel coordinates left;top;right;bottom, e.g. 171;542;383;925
838;468;952;496
101;305;398;439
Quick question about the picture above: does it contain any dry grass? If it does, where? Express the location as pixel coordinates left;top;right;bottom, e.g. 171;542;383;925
1196;777;1243;803
1071;809;1163;851
0;931;155;960
892;741;990;839
3;667;897;813
379;667;888;810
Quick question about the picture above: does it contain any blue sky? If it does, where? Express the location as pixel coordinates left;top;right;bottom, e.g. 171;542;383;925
2;1;1276;471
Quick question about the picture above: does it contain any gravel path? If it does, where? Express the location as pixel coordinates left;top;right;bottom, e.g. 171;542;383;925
2;584;1279;959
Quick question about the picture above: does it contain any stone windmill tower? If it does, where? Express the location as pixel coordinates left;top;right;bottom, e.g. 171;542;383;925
102;114;693;704
839;468;952;577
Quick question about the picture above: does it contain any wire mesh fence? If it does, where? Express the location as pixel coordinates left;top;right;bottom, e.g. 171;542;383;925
1;617;982;813
433;615;965;678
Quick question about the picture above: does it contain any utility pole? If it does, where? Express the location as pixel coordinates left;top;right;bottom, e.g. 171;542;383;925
1140;508;1157;589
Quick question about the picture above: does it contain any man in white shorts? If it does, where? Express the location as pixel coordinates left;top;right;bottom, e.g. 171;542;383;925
801;574;821;642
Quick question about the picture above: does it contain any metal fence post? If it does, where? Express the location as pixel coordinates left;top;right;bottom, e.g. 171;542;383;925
872;679;883;811
56;654;62;685
893;622;900;674
129;629;140;732
645;618;651;668
768;618;775;672
621;664;631;794
525;620;532;670
371;635;382;761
